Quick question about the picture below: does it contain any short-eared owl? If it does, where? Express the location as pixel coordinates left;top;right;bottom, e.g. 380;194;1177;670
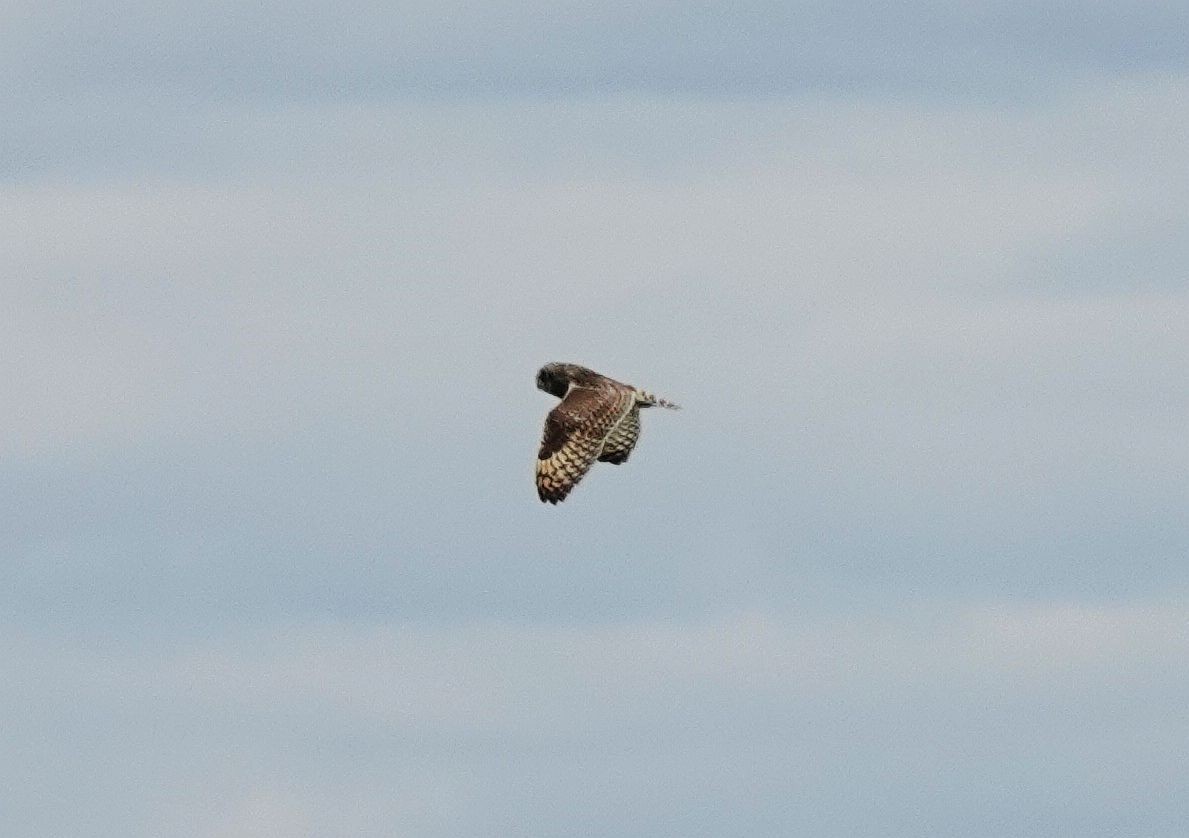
535;362;680;504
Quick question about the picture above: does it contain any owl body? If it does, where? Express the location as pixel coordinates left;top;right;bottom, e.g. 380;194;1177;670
534;362;679;504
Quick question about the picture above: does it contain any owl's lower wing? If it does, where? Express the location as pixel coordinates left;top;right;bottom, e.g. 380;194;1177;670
536;428;603;503
536;386;632;503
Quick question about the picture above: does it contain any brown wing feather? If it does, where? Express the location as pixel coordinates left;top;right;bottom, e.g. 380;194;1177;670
597;405;640;464
536;385;633;503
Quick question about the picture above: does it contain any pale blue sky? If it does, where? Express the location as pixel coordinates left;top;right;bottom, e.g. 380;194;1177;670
3;3;1188;836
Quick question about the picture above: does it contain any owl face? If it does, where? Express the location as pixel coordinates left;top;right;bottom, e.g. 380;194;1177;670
536;363;571;398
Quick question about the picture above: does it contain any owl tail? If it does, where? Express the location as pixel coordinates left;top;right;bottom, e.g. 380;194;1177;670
635;389;681;410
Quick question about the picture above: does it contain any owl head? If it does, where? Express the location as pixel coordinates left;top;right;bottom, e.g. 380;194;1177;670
536;362;572;398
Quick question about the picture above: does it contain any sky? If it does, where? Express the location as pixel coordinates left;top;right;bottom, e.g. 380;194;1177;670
3;2;1188;836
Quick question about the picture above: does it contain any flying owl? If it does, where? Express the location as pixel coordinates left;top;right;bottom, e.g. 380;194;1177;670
534;362;680;504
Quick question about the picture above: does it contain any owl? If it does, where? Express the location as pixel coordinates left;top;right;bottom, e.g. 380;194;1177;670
535;362;680;504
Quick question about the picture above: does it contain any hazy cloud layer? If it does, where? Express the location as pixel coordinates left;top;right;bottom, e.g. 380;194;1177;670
7;603;1189;837
4;7;1189;836
4;0;1188;103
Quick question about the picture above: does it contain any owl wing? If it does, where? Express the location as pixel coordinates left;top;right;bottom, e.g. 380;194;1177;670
536;384;634;503
597;405;641;464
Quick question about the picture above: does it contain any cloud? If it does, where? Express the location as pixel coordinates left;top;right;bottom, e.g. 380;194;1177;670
3;32;1188;835
2;83;1186;640
2;0;1187;108
5;602;1188;836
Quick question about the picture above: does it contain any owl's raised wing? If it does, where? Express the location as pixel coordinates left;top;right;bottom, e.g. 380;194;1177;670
536;385;634;503
597;405;641;464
